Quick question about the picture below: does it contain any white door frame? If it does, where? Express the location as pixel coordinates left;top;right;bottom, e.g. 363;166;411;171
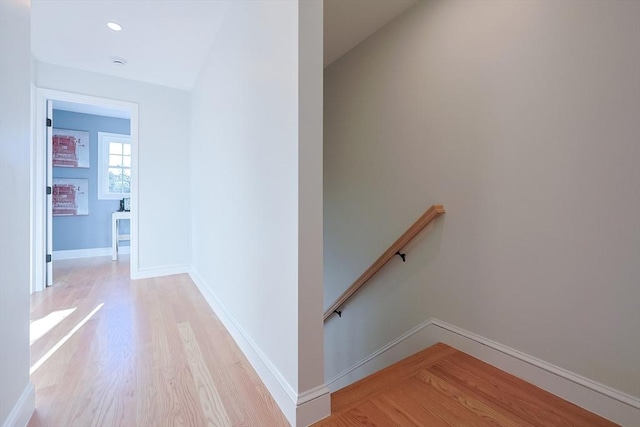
33;88;139;292
45;99;53;287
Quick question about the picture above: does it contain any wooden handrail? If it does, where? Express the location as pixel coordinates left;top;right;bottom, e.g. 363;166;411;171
324;204;445;321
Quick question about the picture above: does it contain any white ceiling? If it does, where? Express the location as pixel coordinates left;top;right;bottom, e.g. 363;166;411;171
31;0;230;91
31;0;417;91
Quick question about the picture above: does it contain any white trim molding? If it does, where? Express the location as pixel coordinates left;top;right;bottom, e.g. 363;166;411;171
326;318;640;427
189;269;330;426
296;389;331;427
1;382;34;427
53;246;129;260
132;264;190;280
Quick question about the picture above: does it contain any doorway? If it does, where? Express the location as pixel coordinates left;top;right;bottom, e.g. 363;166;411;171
33;89;139;292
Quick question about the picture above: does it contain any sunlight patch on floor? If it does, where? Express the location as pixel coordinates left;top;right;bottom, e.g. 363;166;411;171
30;308;76;345
30;303;104;375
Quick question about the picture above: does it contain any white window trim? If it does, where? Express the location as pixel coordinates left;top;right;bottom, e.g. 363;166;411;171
98;131;131;200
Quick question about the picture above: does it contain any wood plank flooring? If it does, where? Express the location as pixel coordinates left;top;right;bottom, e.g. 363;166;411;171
30;257;618;426
313;343;618;427
28;256;288;427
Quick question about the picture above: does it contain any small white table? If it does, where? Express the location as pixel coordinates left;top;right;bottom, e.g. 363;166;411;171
112;211;130;261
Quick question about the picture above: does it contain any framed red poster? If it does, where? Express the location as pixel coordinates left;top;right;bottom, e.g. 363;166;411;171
52;178;89;216
53;128;90;168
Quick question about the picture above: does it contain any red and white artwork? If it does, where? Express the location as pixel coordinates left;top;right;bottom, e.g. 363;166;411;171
53;178;89;216
53;129;90;168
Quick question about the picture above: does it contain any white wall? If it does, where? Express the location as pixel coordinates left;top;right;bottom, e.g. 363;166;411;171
36;63;191;274
0;0;35;425
189;1;327;425
324;0;640;400
298;0;325;398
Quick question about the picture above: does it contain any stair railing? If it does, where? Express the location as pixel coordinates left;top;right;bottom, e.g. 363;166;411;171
324;204;445;321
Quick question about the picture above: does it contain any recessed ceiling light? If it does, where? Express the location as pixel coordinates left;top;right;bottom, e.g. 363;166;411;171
107;22;122;31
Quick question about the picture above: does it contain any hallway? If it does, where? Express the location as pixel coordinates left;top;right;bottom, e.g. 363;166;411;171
28;256;288;426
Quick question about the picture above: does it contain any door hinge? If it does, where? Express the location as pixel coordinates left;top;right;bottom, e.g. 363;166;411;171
46;186;52;195
46;254;52;263
46;118;52;127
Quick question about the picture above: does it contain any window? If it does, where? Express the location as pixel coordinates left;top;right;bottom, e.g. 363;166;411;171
98;132;131;200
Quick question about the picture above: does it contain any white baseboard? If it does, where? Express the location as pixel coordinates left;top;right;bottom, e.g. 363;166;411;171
132;264;189;280
326;318;640;427
52;250;187;281
188;269;330;426
52;246;129;260
296;387;331;427
1;382;34;427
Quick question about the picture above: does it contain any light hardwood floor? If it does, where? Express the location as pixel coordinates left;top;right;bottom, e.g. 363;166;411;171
313;343;618;427
28;256;288;427
30;257;618;427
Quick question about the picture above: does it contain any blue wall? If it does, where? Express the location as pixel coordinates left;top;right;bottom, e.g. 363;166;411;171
53;110;130;251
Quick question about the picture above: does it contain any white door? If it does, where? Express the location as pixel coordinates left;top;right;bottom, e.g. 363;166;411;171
46;100;53;287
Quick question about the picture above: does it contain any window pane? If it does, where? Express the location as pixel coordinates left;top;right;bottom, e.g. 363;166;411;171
122;168;131;194
122;155;131;167
109;142;122;155
109;154;122;167
123;144;131;155
108;168;123;193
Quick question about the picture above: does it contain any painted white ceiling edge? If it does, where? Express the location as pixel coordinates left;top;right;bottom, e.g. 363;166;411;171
323;0;418;67
53;100;131;120
32;0;417;90
31;0;231;91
